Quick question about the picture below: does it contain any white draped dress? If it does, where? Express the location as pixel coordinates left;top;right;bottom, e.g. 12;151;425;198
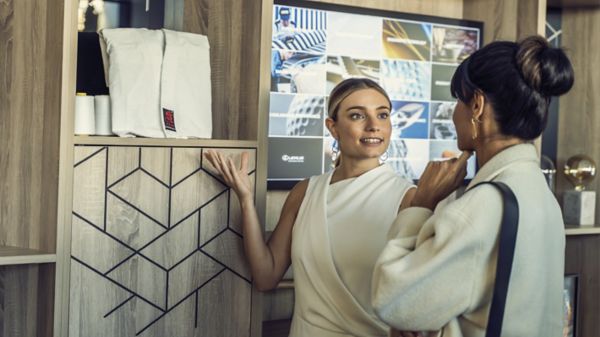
289;164;414;337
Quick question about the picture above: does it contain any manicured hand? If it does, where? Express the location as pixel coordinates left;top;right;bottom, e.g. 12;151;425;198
204;150;253;202
411;151;472;210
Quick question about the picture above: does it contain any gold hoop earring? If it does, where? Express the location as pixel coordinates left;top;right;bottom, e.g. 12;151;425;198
471;117;481;140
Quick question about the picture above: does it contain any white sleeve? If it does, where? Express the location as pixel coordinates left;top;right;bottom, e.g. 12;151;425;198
372;205;481;331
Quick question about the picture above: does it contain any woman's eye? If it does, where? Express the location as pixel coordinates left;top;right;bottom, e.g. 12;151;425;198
378;111;390;119
349;112;364;120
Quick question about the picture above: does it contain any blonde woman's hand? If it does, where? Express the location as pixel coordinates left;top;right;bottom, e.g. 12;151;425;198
204;150;253;202
411;151;472;210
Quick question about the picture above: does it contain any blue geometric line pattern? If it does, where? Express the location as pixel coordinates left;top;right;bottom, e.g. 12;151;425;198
70;145;257;336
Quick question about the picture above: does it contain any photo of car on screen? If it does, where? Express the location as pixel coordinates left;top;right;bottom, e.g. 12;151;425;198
269;93;325;137
387;139;429;180
432;26;479;64
381;60;431;101
382;19;431;61
271;51;327;94
326;56;380;92
390;101;429;139
271;5;327;94
430;101;457;140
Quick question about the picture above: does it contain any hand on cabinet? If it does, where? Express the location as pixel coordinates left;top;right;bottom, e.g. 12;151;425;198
204;150;254;202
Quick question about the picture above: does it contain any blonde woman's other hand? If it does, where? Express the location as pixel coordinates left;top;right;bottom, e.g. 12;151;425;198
204;150;253;202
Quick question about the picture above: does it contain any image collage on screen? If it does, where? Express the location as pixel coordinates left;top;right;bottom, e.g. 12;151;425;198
269;4;480;184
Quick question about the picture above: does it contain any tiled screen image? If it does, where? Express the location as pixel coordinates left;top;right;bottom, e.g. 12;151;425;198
269;1;482;188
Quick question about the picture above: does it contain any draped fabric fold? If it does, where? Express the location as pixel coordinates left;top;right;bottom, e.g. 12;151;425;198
290;164;413;337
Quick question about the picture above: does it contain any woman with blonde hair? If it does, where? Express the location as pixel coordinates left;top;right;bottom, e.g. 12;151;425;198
206;77;415;336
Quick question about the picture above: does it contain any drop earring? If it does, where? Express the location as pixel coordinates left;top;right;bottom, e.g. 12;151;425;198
331;139;339;162
380;151;389;162
471;117;481;140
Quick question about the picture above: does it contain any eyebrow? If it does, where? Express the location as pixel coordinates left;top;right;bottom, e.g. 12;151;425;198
345;105;390;111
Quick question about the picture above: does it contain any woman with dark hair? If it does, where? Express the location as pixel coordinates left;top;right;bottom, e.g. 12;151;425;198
372;35;574;337
205;78;415;336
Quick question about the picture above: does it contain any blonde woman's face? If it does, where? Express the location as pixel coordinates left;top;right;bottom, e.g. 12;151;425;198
327;88;392;161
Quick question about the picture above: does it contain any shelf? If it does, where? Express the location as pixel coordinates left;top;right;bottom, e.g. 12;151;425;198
0;246;56;266
73;135;258;148
565;225;600;236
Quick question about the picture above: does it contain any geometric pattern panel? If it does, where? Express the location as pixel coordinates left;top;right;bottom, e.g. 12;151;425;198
170;170;227;226
70;145;257;337
105;194;166;251
140;212;199;269
73;148;106;229
110;170;171;227
71;215;134;274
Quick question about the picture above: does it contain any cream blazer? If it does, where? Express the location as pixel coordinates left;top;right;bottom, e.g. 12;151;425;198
372;143;565;337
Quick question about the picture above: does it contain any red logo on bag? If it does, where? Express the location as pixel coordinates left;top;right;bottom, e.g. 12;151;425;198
163;108;176;131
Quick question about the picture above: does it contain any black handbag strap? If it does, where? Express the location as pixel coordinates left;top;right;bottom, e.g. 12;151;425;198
470;181;519;337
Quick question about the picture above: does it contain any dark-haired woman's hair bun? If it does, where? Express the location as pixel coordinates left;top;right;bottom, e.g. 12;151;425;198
516;35;574;97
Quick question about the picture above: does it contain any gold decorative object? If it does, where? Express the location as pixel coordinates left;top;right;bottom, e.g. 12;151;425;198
564;154;597;191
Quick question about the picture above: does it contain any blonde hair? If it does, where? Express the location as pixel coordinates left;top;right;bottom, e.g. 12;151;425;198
327;78;392;167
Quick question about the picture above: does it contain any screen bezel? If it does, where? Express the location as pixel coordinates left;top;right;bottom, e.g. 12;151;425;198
268;0;484;190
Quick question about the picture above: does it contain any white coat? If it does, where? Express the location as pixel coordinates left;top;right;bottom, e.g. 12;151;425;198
372;143;565;337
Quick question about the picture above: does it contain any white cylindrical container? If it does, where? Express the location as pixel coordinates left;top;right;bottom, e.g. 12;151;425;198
74;94;95;135
94;95;112;135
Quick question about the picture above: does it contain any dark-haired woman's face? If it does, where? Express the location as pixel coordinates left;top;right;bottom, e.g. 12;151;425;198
328;88;392;162
453;99;475;151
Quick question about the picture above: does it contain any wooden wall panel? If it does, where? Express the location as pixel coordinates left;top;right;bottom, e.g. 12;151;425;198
0;0;62;252
69;145;257;337
558;11;600;336
463;0;518;42
183;0;262;140
239;0;264;141
463;0;545;43
565;235;600;337
557;8;600;225
0;265;54;337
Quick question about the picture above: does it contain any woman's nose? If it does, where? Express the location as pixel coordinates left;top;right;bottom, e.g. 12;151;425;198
365;117;381;132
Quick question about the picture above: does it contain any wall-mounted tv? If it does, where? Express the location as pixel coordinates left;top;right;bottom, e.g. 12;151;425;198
268;0;483;189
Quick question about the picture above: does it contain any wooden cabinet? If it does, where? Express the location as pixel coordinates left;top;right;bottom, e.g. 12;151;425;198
67;143;257;337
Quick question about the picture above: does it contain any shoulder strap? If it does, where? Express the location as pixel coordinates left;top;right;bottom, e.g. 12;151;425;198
470;181;519;337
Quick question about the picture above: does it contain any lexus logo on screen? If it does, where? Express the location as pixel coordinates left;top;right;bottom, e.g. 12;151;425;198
281;154;305;163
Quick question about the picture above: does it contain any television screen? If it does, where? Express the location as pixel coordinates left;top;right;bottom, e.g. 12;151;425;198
268;0;483;189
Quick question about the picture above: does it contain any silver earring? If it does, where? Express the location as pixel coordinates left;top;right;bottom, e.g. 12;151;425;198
331;139;339;162
380;151;389;162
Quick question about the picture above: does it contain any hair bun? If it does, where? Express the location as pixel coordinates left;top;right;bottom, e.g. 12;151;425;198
516;35;574;97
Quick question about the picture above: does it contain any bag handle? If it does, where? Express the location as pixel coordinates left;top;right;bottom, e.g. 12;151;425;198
471;181;519;337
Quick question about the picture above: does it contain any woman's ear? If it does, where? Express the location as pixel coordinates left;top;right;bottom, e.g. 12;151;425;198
471;91;486;121
325;117;338;140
